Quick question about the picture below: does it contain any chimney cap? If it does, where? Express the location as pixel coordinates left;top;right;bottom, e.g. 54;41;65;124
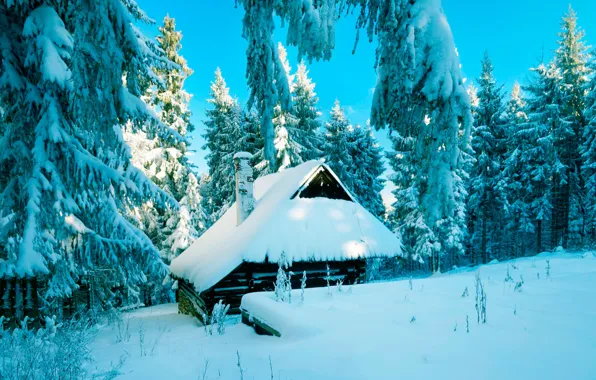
233;152;253;160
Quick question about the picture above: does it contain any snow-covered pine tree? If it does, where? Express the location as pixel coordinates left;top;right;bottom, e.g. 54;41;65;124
149;15;195;199
292;61;324;161
468;52;506;264
553;6;591;248
502;83;531;257
163;173;205;263
348;123;386;219
373;1;473;272
582;50;596;243
0;1;179;311
515;63;562;253
202;69;245;218
323;100;356;191
125;15;201;263
255;44;323;173
272;44;304;172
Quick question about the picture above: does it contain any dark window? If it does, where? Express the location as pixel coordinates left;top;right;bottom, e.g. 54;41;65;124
291;166;352;201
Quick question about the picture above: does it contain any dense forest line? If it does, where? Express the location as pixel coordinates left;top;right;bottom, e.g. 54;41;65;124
0;1;595;318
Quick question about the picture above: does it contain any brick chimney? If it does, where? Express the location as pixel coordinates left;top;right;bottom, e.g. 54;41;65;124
233;152;255;226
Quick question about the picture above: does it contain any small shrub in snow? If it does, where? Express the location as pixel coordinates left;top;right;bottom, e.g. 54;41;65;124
466;314;470;333
139;322;146;356
537;272;540;280
348;279;356;294
111;310;131;343
336;278;343;292
0;316;94;380
546;260;551;278
213;301;230;335
514;275;524;292
236;350;245;380
408;276;413;290
409;316;416;323
300;271;307;302
453;323;457;332
504;265;514;283
269;355;274;380
286;270;294;304
275;253;291;302
199;358;211;380
461;286;469;298
203;300;230;336
514;305;517;316
325;263;332;296
474;273;487;324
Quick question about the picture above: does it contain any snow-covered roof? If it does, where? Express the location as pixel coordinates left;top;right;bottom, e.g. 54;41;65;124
170;160;402;292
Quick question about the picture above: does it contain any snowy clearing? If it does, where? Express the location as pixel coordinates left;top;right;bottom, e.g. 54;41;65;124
90;252;596;379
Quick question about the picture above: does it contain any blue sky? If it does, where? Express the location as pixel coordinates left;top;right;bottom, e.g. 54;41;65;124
137;0;596;180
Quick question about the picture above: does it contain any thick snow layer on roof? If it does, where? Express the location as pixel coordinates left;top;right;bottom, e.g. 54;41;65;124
170;160;402;292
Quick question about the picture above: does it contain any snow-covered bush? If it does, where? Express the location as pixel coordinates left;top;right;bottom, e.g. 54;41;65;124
336;278;343;292
461;286;469;298
0;317;94;380
204;300;230;336
546;260;551;278
274;252;291;302
109;309;131;343
474;273;487;324
408;276;413;290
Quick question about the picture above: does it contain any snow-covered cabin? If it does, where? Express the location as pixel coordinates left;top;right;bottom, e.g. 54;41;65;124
170;153;401;320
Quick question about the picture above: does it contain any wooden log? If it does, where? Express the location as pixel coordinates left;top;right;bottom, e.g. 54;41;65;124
241;308;281;337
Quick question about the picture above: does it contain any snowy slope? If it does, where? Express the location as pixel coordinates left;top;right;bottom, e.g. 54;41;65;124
170;160;401;292
90;252;596;379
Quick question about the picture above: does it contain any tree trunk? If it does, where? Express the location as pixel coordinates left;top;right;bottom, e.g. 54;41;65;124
537;220;542;254
481;205;488;264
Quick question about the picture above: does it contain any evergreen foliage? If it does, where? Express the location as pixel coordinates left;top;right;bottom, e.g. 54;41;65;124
468;52;506;263
0;1;178;307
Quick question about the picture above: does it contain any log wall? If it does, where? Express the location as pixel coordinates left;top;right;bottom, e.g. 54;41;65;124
177;259;366;320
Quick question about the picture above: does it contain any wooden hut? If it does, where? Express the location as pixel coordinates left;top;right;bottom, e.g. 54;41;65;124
170;153;402;322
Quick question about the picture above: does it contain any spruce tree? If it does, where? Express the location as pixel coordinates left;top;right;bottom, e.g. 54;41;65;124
502;83;531;257
323;101;356;190
516;63;562;253
150;15;195;199
349;123;386;219
202;69;244;218
553;6;590;248
124;16;200;262
0;1;178;309
582;51;596;242
292;61;324;161
163;173;205;263
468;52;506;263
272;43;303;172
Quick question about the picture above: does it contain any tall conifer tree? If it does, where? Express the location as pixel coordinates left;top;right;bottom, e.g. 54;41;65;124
552;6;590;247
0;1;179;309
468;52;506;263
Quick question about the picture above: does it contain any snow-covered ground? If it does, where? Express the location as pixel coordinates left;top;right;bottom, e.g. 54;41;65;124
90;252;596;379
